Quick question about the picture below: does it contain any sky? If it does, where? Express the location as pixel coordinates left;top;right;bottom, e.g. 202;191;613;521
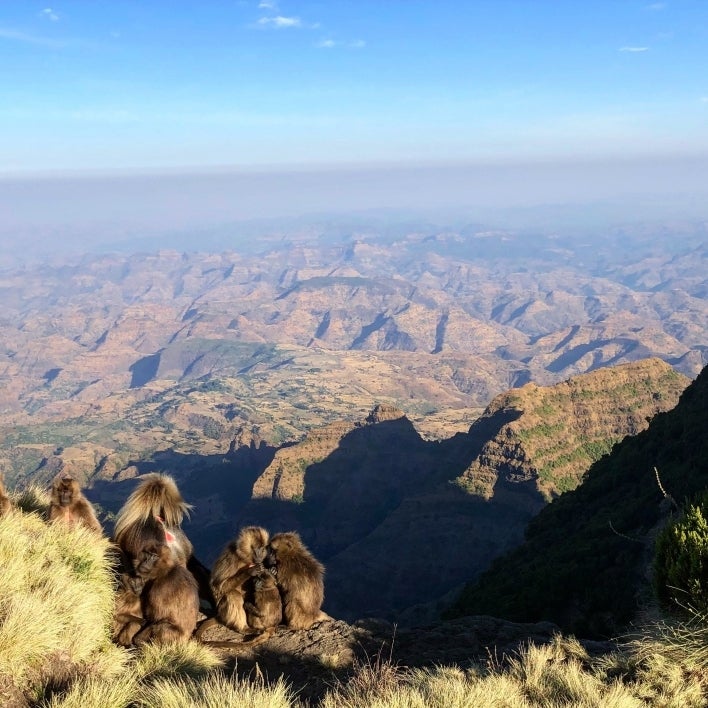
1;1;707;173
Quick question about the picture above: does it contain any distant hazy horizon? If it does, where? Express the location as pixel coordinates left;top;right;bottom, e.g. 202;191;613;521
2;1;708;258
0;155;707;260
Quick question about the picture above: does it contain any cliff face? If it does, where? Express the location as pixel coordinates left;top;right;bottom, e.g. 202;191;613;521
48;358;690;622
458;358;689;505
449;363;708;637
251;420;357;503
224;359;689;621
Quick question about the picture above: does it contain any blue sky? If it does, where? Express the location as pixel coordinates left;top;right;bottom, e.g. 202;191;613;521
0;1;707;173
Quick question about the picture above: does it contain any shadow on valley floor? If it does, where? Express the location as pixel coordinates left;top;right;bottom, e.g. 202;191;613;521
88;407;545;624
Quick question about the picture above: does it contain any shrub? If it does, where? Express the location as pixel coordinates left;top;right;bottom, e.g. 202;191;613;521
654;492;708;614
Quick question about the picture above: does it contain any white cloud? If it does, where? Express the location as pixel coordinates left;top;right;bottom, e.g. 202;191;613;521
258;0;278;8
40;8;59;22
645;2;666;10
316;38;366;49
0;27;63;46
619;46;649;52
258;15;301;28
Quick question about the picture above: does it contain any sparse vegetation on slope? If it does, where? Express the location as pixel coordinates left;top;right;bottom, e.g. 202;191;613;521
455;358;689;502
448;364;708;637
654;490;708;614
321;633;707;708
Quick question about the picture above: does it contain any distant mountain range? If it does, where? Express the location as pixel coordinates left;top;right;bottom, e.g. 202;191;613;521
0;220;705;624
0;220;705;484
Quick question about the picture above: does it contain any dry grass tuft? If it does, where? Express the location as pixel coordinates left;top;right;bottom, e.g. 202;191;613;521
135;672;295;708
615;614;708;707
40;671;138;708
0;510;115;699
320;646;403;708
132;640;224;682
12;485;51;516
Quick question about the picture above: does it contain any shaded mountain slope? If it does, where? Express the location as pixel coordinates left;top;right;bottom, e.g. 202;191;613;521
57;358;690;623
447;364;708;638
212;359;689;621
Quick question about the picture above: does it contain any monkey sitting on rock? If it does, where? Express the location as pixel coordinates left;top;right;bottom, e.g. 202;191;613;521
131;540;200;646
197;526;274;640
112;567;145;647
243;545;282;638
112;472;214;608
264;531;331;630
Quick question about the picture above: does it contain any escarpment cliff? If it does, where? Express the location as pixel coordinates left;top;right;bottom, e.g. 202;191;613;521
449;361;708;637
8;355;691;624
206;359;688;621
456;357;689;505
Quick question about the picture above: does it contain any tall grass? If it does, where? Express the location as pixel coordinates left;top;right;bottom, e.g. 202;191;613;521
321;633;708;708
40;643;225;708
0;506;116;699
41;672;138;708
617;612;708;707
132;641;224;682
135;673;295;708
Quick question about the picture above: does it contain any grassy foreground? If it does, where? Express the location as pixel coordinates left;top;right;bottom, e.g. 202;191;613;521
1;489;706;707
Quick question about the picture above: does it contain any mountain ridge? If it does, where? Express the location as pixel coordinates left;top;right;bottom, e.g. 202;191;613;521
1;225;705;451
447;362;708;636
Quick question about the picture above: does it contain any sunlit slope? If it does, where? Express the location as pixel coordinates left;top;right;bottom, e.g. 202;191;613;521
448;364;708;637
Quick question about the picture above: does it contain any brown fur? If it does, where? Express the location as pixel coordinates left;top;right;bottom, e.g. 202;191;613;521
0;473;11;516
244;566;282;635
131;541;199;646
48;476;103;533
112;571;145;646
112;474;216;612
113;473;193;564
109;545;145;646
265;531;330;630
203;526;270;635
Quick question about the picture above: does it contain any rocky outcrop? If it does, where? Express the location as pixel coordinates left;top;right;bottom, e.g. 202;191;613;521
251;420;357;503
366;403;406;423
199;614;617;705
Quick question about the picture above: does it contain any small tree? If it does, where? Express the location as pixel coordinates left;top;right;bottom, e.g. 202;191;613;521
654;491;708;614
